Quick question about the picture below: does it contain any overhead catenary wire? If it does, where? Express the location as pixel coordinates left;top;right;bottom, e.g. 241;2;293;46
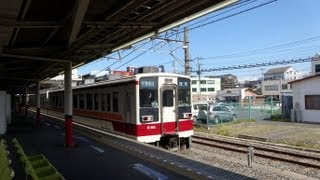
194;56;318;72
100;0;279;73
198;35;320;60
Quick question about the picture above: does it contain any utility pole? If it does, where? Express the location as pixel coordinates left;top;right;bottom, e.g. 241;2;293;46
184;27;190;76
197;57;202;101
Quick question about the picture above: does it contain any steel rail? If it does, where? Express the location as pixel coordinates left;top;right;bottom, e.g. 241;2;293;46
192;135;320;169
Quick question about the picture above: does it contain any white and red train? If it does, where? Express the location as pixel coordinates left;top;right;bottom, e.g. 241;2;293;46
41;71;193;149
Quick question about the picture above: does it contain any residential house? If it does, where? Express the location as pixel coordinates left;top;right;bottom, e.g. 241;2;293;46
312;53;320;75
216;88;262;104
208;74;238;90
289;74;320;123
261;66;298;100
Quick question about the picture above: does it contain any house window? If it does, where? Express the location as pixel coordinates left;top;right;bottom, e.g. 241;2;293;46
200;80;206;84
200;88;207;92
192;88;197;92
191;80;197;84
265;85;278;91
208;88;215;92
207;80;215;84
282;84;288;90
305;95;320;110
316;64;320;73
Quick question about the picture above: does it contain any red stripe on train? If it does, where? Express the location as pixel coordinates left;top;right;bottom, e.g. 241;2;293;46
135;120;193;136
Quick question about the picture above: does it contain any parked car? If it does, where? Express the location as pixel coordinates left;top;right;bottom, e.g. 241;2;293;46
198;105;237;124
192;102;208;122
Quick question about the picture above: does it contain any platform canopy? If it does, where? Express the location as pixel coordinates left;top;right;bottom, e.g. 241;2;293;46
0;0;237;92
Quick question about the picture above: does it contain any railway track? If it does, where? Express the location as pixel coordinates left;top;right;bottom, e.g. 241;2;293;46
192;135;320;169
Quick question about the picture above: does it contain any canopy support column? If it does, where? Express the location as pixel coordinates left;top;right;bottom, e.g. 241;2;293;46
36;81;41;126
64;62;73;147
25;87;28;117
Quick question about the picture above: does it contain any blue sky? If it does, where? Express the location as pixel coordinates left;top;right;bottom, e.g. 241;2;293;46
77;0;320;81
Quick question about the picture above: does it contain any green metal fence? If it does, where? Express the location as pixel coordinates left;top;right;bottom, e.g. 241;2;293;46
193;100;282;125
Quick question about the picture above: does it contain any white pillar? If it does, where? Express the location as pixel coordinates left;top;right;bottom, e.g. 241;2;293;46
65;63;72;116
64;62;73;147
25;87;29;105
5;94;11;124
0;91;6;134
37;82;40;109
36;82;41;126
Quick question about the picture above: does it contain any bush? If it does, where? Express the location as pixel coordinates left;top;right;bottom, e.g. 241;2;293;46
231;119;256;124
216;125;231;136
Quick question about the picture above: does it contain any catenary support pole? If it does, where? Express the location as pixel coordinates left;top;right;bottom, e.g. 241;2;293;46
64;62;73;147
36;81;41;126
25;87;28;117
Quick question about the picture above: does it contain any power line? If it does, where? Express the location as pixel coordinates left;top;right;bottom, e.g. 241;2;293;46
199;35;320;60
194;56;319;72
87;0;278;74
173;0;278;36
187;0;258;28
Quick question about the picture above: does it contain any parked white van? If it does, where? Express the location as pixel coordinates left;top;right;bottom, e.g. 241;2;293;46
192;102;209;122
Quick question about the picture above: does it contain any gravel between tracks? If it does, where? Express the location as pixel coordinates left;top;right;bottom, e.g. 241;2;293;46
186;121;320;179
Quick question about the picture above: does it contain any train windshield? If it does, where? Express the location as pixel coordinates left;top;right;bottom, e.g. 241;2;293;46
139;77;158;107
178;78;191;106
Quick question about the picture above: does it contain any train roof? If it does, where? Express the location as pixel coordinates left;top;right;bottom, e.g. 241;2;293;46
48;72;190;93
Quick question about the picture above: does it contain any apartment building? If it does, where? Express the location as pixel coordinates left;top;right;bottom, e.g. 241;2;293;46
191;77;221;102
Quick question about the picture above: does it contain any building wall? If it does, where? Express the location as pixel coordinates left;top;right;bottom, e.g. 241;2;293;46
261;79;292;98
311;58;320;75
216;88;260;104
283;67;298;80
264;67;298;81
221;76;238;90
191;77;221;102
292;77;320;123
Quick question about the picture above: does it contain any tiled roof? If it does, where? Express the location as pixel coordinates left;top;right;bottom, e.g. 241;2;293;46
264;66;292;75
288;73;320;84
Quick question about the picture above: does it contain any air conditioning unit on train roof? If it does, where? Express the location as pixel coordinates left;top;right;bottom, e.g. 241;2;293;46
134;66;160;74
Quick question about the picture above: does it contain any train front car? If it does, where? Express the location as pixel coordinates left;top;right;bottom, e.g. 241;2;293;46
136;74;193;149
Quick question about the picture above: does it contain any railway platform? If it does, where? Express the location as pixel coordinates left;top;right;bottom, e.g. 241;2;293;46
1;112;252;180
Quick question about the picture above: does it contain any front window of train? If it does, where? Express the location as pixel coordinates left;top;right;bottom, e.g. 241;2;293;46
139;77;158;107
178;78;191;106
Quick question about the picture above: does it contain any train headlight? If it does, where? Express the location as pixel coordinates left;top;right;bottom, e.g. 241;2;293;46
141;115;154;122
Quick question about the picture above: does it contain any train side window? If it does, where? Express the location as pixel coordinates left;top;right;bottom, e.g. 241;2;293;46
101;93;105;111
73;95;78;108
55;96;57;107
113;92;118;112
86;93;92;110
58;94;63;107
106;93;110;111
94;93;98;111
126;92;131;112
162;90;173;107
79;94;84;109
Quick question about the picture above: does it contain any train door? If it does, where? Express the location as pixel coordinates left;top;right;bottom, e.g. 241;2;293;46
160;84;178;135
